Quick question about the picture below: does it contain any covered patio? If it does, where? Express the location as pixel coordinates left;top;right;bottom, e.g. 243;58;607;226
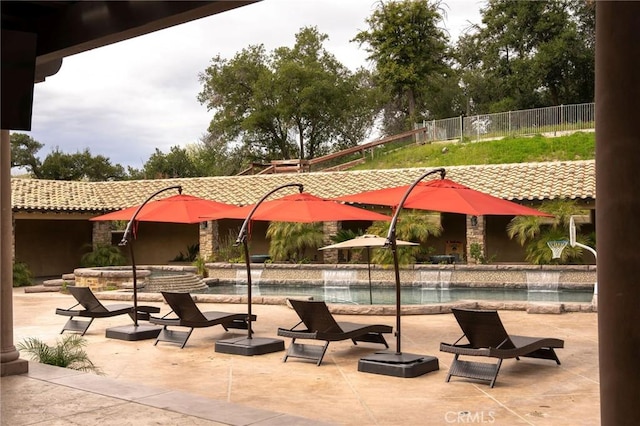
1;2;638;425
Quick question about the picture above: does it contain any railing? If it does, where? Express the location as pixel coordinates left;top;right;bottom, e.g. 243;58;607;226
419;102;595;143
237;102;595;174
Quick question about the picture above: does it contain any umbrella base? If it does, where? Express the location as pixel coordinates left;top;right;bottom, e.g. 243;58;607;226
215;336;285;356
358;351;439;378
106;324;163;341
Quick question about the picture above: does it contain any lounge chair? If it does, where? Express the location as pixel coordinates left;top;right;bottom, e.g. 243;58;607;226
440;308;564;387
149;291;255;348
55;286;160;336
277;299;392;366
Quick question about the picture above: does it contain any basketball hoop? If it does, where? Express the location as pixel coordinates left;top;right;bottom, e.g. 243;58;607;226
547;240;568;259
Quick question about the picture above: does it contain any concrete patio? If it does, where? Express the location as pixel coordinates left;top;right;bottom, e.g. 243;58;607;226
2;288;600;425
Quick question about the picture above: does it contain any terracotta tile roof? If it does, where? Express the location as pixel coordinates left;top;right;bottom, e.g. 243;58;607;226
11;160;595;213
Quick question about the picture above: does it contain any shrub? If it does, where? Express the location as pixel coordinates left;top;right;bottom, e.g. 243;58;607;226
13;261;33;287
80;244;126;267
213;229;243;262
172;243;199;262
17;335;103;374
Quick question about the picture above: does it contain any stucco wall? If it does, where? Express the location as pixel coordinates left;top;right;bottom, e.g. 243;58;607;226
15;218;92;277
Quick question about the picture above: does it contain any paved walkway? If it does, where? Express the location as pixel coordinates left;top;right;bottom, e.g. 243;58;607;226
3;288;600;425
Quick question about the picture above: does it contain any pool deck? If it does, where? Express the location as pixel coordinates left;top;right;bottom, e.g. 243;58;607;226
3;288;600;425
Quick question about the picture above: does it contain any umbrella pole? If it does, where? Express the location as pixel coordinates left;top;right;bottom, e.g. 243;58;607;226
367;247;373;305
106;185;182;341
390;239;402;354
119;185;182;325
234;182;304;340
358;167;445;376
242;241;253;339
214;183;302;356
129;241;138;326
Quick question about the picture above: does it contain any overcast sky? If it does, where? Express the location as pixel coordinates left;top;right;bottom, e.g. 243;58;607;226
23;0;484;170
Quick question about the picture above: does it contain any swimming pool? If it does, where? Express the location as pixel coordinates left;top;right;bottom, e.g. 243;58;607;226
201;284;593;305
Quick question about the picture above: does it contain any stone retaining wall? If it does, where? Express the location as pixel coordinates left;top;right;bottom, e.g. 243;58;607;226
205;262;596;290
73;265;199;291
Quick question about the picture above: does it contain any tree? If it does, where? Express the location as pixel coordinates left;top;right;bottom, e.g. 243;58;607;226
456;0;595;113
10;132;43;174
507;200;593;265
136;146;201;179
38;148;126;181
353;0;455;133
198;27;378;166
191;132;252;176
266;222;324;263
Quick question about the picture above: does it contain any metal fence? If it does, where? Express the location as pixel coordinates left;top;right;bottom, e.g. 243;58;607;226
415;102;595;144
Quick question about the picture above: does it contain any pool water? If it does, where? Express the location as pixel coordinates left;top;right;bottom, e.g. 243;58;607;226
202;284;593;305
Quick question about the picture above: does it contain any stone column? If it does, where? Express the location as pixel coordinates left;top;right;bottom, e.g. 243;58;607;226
465;215;485;264
92;221;111;248
199;220;218;260
1;129;28;376
322;221;340;263
595;2;640;423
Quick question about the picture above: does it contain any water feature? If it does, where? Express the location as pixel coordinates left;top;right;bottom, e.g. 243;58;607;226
416;270;453;303
201;283;592;305
322;270;357;304
526;271;561;302
235;268;263;295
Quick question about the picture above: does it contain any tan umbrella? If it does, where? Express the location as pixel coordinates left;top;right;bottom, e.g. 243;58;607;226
320;235;418;304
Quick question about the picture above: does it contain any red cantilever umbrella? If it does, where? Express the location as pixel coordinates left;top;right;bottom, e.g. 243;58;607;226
201;192;391;223
91;194;236;224
199;185;391;356
338;178;551;217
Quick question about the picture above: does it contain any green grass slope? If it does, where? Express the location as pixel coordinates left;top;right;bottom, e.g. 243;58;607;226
349;131;595;170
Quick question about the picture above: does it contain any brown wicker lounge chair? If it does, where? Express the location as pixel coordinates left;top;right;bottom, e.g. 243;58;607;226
440;308;564;387
277;299;392;366
55;286;160;336
149;291;255;348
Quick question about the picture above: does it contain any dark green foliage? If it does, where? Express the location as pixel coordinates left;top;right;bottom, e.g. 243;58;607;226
456;0;595;113
507;200;593;264
172;244;200;262
12;261;32;287
198;27;378;166
213;229;244;263
366;213;442;265
354;0;456;132
10;133;43;173
17;335;102;374
80;244;126;267
267;222;324;263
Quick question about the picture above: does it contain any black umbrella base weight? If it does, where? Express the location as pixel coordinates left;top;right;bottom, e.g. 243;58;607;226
215;336;285;356
358;352;439;378
105;324;163;341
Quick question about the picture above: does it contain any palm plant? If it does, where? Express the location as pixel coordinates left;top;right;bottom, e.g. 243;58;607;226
366;212;442;265
267;222;324;262
17;335;103;374
80;244;126;267
507;200;593;264
330;228;365;262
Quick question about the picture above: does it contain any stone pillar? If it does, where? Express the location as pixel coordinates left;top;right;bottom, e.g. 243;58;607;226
1;129;28;376
322;221;340;263
92;221;111;248
199;220;218;260
595;2;640;423
465;215;485;264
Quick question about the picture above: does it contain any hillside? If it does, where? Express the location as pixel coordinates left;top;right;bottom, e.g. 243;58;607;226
348;131;595;170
